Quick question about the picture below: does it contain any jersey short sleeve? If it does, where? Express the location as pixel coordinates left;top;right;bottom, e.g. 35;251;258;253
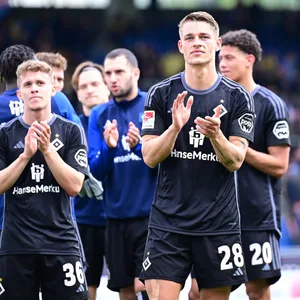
65;123;89;178
0;127;8;170
265;100;291;147
142;85;167;136
228;88;255;143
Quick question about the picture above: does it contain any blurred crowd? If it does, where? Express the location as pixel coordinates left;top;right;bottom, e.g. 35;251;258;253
1;3;300;246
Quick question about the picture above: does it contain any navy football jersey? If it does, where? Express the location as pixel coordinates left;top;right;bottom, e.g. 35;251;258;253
237;85;291;235
142;72;255;235
0;115;89;255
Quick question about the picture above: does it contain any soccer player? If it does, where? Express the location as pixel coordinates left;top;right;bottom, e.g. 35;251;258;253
0;45;82;236
218;29;291;300
88;48;156;300
72;61;110;300
0;60;89;300
36;51;67;92
140;12;255;300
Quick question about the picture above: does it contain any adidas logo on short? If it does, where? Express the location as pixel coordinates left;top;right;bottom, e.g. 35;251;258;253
13;141;25;149
76;284;85;293
262;264;271;271
233;268;244;276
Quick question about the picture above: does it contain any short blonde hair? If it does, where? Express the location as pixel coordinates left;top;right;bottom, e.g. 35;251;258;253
16;60;54;86
36;52;67;71
71;61;105;91
178;11;219;38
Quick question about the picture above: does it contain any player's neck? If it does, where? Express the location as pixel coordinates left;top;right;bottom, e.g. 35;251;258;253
238;76;257;94
22;109;53;125
82;105;91;117
185;63;218;90
115;85;138;102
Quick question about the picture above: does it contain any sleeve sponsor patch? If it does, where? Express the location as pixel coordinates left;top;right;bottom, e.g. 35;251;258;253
142;110;155;129
74;149;88;168
238;113;254;133
273;120;289;139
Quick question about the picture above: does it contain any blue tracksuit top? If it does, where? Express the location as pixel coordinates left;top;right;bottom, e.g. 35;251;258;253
0;88;82;229
88;90;157;219
73;114;106;226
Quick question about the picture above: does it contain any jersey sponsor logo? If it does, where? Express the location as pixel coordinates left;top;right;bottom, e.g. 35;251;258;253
213;103;228;118
9;100;24;116
189;127;205;147
31;163;45;183
273;120;289;139
238;113;254;133
121;135;131;152
74;149;88;168
171;149;219;162
114;152;142;163
51;137;64;151
12;184;60;195
142;111;155;129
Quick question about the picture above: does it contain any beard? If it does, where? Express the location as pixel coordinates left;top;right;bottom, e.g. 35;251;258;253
112;83;133;101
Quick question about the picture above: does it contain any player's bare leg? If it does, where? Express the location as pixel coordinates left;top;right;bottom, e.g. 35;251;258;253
145;279;181;300
245;279;270;300
189;278;200;300
88;285;97;300
200;286;231;300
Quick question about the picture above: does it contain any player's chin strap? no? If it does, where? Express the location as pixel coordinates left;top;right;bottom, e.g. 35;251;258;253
79;170;104;200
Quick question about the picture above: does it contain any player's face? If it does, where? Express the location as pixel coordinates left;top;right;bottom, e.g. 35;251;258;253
17;71;55;112
52;67;64;92
219;45;250;82
104;55;139;101
77;69;110;109
178;21;221;66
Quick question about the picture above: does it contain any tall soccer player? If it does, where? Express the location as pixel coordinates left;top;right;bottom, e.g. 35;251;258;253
218;30;291;300
0;60;89;300
140;12;255;300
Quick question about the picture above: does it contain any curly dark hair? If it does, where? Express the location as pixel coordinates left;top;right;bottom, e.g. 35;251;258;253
221;29;262;64
0;44;35;83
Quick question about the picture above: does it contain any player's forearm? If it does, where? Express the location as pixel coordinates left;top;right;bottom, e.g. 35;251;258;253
0;153;30;194
245;147;288;178
210;132;246;172
43;149;84;196
142;124;180;168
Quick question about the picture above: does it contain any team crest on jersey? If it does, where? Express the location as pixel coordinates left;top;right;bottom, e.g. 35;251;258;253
238;113;254;133
273;120;289;139
51;137;64;151
0;282;5;296
213;104;228;118
142;111;155;129
75;149;88;168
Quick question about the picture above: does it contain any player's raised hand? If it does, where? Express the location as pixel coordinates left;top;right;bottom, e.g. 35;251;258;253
126;122;140;148
31;120;52;153
104;119;119;148
172;91;194;131
23;127;38;159
194;105;221;139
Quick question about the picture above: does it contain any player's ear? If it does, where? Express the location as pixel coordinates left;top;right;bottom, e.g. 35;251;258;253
178;40;183;54
16;89;23;101
133;67;140;81
51;84;56;96
247;54;256;67
216;37;222;52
